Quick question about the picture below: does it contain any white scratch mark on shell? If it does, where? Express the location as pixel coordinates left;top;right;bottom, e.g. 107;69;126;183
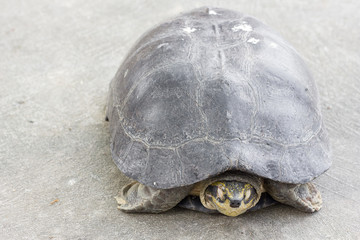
157;43;169;49
269;42;278;48
232;22;253;32
209;10;218;15
182;27;197;33
247;37;260;44
226;111;232;119
123;69;128;78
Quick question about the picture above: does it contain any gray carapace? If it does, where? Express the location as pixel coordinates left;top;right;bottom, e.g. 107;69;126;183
106;7;331;216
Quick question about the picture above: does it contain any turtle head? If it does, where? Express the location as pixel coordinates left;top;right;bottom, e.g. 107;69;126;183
204;181;258;217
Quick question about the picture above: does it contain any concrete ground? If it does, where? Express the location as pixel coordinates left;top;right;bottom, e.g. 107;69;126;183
1;0;359;239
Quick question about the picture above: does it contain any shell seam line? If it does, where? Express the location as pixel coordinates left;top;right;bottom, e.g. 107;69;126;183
116;101;323;151
237;15;259;139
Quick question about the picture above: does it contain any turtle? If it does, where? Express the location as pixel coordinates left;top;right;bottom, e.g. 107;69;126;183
105;7;331;217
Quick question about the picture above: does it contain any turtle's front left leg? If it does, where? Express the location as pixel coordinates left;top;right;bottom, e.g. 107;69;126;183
116;181;192;213
264;179;322;212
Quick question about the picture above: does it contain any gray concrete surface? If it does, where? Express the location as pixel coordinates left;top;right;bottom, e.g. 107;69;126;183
1;0;359;239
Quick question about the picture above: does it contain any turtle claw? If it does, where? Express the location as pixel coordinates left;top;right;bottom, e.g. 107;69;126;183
294;182;322;212
115;195;127;206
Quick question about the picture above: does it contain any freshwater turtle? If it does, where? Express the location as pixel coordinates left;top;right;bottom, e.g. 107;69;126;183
106;7;331;216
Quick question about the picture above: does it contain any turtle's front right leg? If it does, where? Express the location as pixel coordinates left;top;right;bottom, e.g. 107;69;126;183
264;180;322;212
116;181;192;213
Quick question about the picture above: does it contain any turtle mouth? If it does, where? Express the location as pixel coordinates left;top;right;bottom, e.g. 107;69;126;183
203;181;258;217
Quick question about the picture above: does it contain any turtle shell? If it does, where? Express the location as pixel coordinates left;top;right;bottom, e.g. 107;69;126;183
107;7;331;189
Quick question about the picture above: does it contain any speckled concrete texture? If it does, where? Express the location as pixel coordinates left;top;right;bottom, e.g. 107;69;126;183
1;1;359;239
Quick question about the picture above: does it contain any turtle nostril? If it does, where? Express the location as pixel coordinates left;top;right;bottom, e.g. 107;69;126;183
230;200;241;208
